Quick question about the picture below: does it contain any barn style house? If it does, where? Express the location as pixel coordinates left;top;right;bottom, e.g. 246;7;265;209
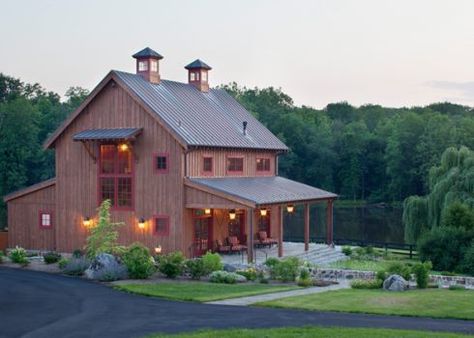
4;48;336;262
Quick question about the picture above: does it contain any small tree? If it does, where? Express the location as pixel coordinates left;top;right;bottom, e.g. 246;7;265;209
85;200;124;259
412;261;432;289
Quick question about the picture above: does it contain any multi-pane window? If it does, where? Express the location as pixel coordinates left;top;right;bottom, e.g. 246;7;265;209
155;154;168;173
227;157;243;172
203;157;213;174
150;60;158;72
39;212;52;228
138;61;148;71
190;72;196;81
99;144;133;209
256;158;271;172
202;71;207;81
154;216;169;236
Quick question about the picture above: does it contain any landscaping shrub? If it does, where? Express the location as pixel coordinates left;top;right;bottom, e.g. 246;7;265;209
376;270;387;282
411;261;432;289
122;243;156;279
264;257;279;269
87;254;128;281
9;246;28;265
62;257;90;276
350;279;382;289
386;262;411;281
186;258;206;280
342;246;352;256
72;249;83;258
43;251;62;264
209;270;245;284
0;251;4;264
448;284;465;291
58;258;68;269
236;267;258;281
296;267;312;287
157;251;185;278
269;256;300;282
201;251;223;273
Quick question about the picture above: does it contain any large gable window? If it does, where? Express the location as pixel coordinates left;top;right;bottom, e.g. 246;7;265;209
99;144;133;209
227;157;244;173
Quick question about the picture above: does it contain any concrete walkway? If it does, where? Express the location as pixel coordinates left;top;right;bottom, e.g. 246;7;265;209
207;280;351;306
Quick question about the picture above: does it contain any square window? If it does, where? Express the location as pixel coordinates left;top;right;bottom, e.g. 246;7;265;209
155;154;168;173
256;158;271;172
150;60;158;72
138;61;148;71
203;157;213;173
227;157;243;172
39;212;52;228
154;216;169;236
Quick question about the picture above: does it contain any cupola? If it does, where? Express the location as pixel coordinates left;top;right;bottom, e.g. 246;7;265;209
132;47;163;84
185;59;212;92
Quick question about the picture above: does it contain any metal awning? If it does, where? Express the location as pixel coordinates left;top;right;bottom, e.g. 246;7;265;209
186;176;337;207
73;128;143;142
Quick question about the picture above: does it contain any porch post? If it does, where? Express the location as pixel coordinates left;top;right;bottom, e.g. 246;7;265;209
278;205;284;257
304;203;310;251
326;199;334;245
247;208;254;263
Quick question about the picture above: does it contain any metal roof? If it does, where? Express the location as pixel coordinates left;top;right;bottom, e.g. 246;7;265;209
114;71;289;151
188;176;337;206
3;178;56;202
132;47;163;59
73;128;143;141
185;59;212;70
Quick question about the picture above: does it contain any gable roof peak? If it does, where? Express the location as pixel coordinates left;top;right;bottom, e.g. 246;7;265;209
132;47;163;60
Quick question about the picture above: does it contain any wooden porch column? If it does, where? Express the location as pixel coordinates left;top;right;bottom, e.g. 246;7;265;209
326;199;334;245
247;208;254;263
278;205;284;257
304;203;310;251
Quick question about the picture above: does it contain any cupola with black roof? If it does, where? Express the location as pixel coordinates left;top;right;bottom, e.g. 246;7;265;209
132;47;163;84
185;59;212;92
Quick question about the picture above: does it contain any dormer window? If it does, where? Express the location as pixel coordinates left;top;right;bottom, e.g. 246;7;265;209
138;61;148;71
150;60;158;72
190;72;196;81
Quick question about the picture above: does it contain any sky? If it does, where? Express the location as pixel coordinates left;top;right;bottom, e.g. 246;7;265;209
1;0;474;108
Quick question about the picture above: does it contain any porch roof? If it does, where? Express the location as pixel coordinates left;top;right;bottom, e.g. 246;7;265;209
186;176;337;207
72;128;143;142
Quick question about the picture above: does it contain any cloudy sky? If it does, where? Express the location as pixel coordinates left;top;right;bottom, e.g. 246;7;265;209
1;0;473;108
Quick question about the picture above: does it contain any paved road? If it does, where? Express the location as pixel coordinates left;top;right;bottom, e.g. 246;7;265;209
1;267;473;338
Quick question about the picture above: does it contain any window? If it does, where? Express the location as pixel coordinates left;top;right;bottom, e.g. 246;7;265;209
196;72;200;81
99;144;133;209
138;61;148;71
154;216;169;236
190;72;195;81
227;157;243;172
154;153;169;174
256;158;271;172
202;71;207;81
203;157;213;174
150;60;158;72
39;212;52;228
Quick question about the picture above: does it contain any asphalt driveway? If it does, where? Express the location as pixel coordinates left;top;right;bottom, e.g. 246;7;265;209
1;267;473;338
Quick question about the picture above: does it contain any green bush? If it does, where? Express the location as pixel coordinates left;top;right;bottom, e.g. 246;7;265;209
364;246;375;255
186;258;207;280
209;270;243;284
460;243;474;275
122;243;156;279
411;261;432;289
351;279;382;289
236;267;258;281
72;249;83;258
376;270;387;282
296;267;312;287
264;257;279;268
386;262;411;281
0;251;4;264
43;252;62;264
58;258;68;269
448;284;465;291
9;246;28;265
61;257;90;276
201;251;223;273
157;251;185;278
270;257;300;282
342;246;352;256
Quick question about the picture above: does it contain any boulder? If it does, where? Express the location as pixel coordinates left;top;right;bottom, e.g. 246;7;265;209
84;253;128;281
383;274;408;291
223;263;237;272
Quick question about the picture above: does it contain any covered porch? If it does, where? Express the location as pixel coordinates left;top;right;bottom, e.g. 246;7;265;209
184;176;337;263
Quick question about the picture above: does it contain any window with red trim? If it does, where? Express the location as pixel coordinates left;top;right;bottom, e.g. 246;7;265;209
154;216;169;236
203;157;213;174
256;158;271;172
98;144;133;209
39;212;52;228
154;154;169;174
227;157;243;172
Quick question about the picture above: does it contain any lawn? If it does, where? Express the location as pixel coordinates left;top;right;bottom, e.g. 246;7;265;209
328;258;417;271
148;326;473;338
115;281;298;302
258;288;474;320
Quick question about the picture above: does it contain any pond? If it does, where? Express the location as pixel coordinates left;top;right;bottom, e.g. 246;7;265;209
283;203;405;245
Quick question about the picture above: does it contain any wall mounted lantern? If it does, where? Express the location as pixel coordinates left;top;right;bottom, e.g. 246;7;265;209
154;245;162;255
286;204;295;213
260;208;268;217
83;217;91;227
229;209;236;220
118;143;129;152
138;217;146;229
204;208;211;215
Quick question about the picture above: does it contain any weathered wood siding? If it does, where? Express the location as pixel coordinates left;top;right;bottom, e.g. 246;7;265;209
54;80;186;253
185;186;250;209
7;184;56;250
186;149;277;177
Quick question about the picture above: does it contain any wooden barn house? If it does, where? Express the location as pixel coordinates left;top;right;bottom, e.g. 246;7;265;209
3;47;337;262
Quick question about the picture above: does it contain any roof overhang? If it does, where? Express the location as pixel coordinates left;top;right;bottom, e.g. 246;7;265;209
73;128;143;142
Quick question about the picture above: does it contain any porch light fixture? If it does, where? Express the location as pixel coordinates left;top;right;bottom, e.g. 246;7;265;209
138;217;146;229
204;208;211;215
83;217;91;227
154;245;162;255
118;143;129;152
286;204;295;213
229;209;236;220
260;208;268;217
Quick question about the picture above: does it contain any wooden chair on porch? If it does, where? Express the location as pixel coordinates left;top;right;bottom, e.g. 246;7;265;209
215;239;231;254
227;236;247;254
257;231;278;248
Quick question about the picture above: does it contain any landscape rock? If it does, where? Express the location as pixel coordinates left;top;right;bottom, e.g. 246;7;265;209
383;274;408;291
84;253;128;281
223;263;237;272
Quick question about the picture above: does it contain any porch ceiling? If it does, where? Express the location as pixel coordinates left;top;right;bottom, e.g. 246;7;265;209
185;176;337;207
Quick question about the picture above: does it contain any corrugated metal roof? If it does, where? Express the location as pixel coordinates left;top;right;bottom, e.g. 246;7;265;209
73;128;142;141
188;176;337;205
113;71;289;151
185;59;212;70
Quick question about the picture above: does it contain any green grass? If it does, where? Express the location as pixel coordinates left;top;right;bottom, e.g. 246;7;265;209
258;289;474;320
147;326;473;338
329;258;417;271
115;281;298;302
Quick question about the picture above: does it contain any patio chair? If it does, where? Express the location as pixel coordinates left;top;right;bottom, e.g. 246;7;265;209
227;236;247;254
215;239;231;254
257;231;278;248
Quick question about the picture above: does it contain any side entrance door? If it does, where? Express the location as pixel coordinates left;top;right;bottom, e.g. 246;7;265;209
193;216;213;257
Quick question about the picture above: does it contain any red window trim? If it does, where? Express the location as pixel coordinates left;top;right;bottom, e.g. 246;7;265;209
153;215;170;236
38;210;53;229
226;156;244;175
256;157;271;174
153;152;169;174
97;143;135;211
201;156;214;176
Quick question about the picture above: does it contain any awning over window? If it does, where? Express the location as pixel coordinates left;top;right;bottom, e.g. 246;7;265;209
73;128;143;142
